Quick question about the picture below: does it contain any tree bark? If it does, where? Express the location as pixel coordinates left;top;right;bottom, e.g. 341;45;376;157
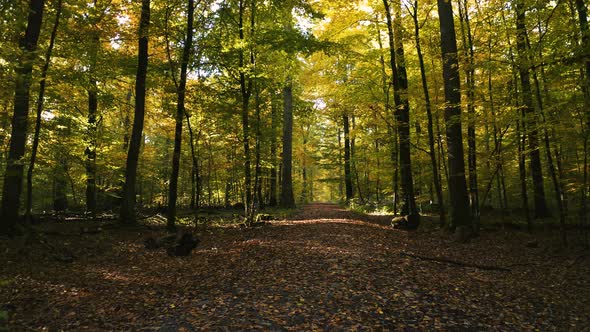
269;94;278;206
575;0;590;246
238;0;253;218
530;16;567;244
120;0;150;224
185;112;199;211
411;0;445;224
383;0;418;216
458;0;479;232
0;0;44;234
302;130;308;203
85;10;100;216
514;0;551;219
280;80;296;208
167;0;195;231
436;0;472;233
25;0;62;220
343;114;353;202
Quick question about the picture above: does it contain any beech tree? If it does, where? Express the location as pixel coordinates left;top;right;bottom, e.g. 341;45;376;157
120;0;150;225
436;0;471;235
0;0;44;234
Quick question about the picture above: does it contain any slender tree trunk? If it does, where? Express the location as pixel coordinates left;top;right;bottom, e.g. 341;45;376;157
254;103;262;209
530;17;567;243
338;127;343;200
280;80;295;208
343;114;353;202
185;112;199;211
85;33;99;216
238;0;253;218
518;109;532;231
487;39;505;214
458;0;479;232
374;16;398;209
167;0;194;231
302;132;308;203
502;9;532;228
412;0;445;224
515;0;551;219
351;115;365;203
383;0;418;216
0;0;44;234
575;0;590;246
25;0;62;220
251;0;262;211
436;0;472;235
120;0;150;224
269;94;278;206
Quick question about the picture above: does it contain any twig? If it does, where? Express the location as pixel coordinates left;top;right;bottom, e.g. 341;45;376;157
401;251;511;272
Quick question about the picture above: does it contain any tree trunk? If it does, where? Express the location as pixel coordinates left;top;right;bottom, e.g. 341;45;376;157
269;94;278;206
120;0;150;224
25;0;62;220
185;112;199;211
254;93;262;209
85;25;100;216
515;0;551;219
302;132;308;203
251;0;263;211
0;0;44;234
530;14;567;243
436;0;472;234
458;0;479;232
280;80;296;208
343;114;353;202
383;0;418;216
412;0;445;224
338;127;343;200
575;0;590;246
167;0;194;231
238;0;253;218
351;115;365;203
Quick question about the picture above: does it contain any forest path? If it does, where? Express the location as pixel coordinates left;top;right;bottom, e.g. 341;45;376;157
1;204;589;330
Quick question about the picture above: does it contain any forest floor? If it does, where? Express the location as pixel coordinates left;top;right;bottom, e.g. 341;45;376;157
1;203;589;331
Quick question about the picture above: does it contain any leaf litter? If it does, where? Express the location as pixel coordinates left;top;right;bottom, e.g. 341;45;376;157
0;203;588;330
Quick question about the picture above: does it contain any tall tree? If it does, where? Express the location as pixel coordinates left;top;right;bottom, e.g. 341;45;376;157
120;0;150;224
436;0;472;234
25;0;62;220
343;113;353;202
514;0;551;219
575;0;590;244
167;0;195;230
409;0;445;224
280;79;296;208
458;0;479;230
0;0;45;234
269;93;279;206
85;0;101;216
383;0;418;216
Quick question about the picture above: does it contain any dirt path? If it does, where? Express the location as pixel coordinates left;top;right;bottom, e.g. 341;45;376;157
1;203;589;330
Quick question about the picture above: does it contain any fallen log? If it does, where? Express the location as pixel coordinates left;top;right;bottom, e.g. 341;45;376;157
400;251;511;272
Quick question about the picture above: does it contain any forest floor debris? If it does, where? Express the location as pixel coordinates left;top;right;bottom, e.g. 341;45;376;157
1;203;589;330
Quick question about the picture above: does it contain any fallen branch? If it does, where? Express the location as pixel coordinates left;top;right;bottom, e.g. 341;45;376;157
400;251;511;272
